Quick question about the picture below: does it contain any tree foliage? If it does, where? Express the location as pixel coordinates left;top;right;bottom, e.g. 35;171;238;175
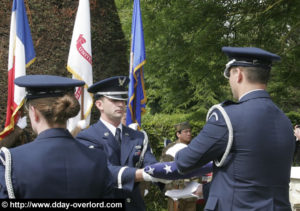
116;0;300;117
115;2;300;208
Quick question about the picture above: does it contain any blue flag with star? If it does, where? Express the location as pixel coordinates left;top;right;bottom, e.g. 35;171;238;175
144;161;213;180
126;0;147;128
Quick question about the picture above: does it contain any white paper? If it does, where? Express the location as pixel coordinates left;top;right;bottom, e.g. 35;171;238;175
165;181;202;200
291;167;300;179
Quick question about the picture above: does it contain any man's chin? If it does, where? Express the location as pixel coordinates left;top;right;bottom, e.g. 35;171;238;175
112;115;122;122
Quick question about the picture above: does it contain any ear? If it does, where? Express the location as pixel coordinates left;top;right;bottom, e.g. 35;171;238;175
95;99;103;111
236;67;243;83
30;106;40;122
176;131;180;138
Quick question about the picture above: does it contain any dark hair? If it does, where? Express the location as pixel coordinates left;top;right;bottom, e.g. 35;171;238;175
175;131;181;139
94;94;103;101
27;93;80;126
243;66;271;84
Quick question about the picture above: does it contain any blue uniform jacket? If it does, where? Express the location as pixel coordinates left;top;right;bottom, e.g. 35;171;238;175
175;90;295;211
76;120;157;211
0;128;113;198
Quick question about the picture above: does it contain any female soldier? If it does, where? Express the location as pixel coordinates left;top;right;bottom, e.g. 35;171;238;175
0;75;112;198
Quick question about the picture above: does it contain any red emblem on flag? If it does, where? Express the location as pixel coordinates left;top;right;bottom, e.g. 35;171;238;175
76;34;92;65
74;87;82;100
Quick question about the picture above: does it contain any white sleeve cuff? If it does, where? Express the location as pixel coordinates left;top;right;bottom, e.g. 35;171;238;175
117;166;128;189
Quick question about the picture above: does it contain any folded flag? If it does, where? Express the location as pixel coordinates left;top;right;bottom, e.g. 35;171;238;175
144;161;213;180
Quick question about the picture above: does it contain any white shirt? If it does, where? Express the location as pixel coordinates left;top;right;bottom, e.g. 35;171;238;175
166;143;187;158
100;118;122;138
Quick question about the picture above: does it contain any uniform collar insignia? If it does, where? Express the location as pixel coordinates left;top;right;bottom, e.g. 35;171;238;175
104;132;110;137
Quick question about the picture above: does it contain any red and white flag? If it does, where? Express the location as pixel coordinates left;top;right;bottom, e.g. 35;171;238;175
0;0;35;140
67;0;93;132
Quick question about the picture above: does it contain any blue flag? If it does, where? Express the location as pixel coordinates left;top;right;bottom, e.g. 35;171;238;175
144;161;213;180
126;0;146;127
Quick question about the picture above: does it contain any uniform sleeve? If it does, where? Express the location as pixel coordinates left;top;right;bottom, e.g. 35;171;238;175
108;163;137;192
0;151;8;198
109;131;157;192
175;109;229;173
101;159;115;198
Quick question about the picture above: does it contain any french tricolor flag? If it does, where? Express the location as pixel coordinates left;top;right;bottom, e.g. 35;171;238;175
0;0;35;140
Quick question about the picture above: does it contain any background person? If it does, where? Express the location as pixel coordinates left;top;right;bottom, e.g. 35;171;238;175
0;75;112;198
161;121;198;211
294;125;300;164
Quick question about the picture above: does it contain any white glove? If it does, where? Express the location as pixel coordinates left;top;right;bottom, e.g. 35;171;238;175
77;120;88;129
128;123;139;130
192;183;203;199
142;171;172;184
17;116;27;129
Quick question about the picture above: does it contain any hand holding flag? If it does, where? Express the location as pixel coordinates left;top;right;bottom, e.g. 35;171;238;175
144;161;213;180
142;170;172;184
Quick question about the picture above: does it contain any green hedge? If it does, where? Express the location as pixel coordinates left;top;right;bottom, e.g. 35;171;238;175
142;109;207;159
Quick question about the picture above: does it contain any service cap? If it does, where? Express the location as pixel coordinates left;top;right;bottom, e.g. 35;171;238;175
88;76;129;101
14;75;85;100
222;47;281;79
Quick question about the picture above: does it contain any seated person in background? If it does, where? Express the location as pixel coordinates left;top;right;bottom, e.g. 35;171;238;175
294;125;300;165
160;121;199;211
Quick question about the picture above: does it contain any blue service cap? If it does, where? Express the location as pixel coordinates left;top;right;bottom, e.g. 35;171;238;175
88;76;129;101
14;75;85;100
222;47;281;79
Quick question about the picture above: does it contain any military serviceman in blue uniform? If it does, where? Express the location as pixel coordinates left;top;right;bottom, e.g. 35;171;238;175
0;75;112;198
175;47;295;210
76;76;158;211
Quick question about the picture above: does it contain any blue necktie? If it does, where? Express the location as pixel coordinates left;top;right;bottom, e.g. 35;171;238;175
115;128;121;144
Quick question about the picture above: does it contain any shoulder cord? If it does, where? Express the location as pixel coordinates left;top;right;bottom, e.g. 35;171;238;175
135;130;149;168
206;104;233;167
0;147;15;198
